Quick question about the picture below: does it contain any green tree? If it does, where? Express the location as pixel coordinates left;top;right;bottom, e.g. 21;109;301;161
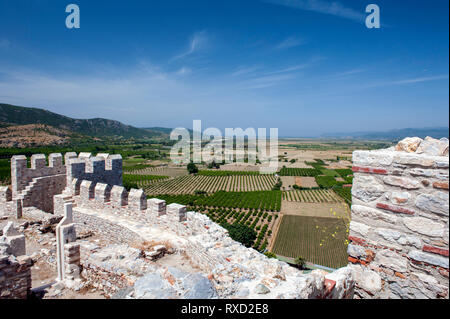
187;162;198;174
294;256;306;270
223;223;257;247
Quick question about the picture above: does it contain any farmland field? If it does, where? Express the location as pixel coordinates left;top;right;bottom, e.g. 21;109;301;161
296;177;318;188
126;166;189;178
123;174;170;189
278;167;322;176
271;215;349;268
154;190;282;212
282;189;341;203
333;187;352;206
144;174;277;195
280;202;349;218
315;175;338;188
198;170;264;176
153;191;282;251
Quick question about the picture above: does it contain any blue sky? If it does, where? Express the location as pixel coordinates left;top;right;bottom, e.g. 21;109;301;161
0;0;448;137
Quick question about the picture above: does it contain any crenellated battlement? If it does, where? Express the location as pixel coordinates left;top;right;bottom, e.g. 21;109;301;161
55;178;188;223
10;152;122;198
65;152;122;193
5;152;123;215
54;178;149;216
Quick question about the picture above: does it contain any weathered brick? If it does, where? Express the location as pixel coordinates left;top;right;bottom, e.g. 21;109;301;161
376;203;415;215
348;236;366;245
423;245;449;257
394;272;406;279
433;181;449;190
352;166;388;175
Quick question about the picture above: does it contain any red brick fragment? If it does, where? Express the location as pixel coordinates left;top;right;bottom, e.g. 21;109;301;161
423;245;449;257
376;203;415;215
439;268;449;278
352;166;388;175
395;272;406;279
324;279;336;295
348;236;366;245
433;181;449;190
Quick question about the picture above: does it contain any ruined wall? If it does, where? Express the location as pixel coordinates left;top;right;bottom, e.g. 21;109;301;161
20;174;66;213
348;138;449;299
0;247;33;299
11;153;65;198
54;181;148;245
73;211;145;244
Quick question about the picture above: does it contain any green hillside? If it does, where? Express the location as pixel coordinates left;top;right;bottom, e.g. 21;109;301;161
0;103;169;140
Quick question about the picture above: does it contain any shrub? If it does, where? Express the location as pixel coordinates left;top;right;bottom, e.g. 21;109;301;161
223;223;257;247
294;256;307;270
264;251;277;259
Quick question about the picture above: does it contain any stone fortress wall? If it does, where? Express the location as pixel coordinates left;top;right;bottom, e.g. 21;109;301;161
348;137;449;298
7;152;122;215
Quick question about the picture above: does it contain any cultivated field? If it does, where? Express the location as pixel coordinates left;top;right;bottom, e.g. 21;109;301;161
280;202;349;218
123;174;170;188
282;189;341;203
125;166;189;178
296;177;318;187
271;215;349;269
144;174;277;195
155;191;282;251
127;139;384;262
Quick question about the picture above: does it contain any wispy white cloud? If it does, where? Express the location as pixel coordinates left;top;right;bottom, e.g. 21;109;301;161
239;73;296;90
391;75;449;85
230;66;262;77
229;58;319;88
275;36;306;50
334;68;366;77
265;0;365;22
171;31;209;61
263;63;310;75
366;74;449;88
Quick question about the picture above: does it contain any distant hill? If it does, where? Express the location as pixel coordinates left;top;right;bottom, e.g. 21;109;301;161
0;103;170;140
142;127;174;135
321;127;449;141
0;124;83;148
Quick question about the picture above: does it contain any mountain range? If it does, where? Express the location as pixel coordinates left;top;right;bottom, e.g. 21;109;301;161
0;103;169;141
1;103;448;147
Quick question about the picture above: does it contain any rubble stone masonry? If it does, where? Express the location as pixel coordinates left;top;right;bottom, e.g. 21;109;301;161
0;251;33;299
349;141;449;299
